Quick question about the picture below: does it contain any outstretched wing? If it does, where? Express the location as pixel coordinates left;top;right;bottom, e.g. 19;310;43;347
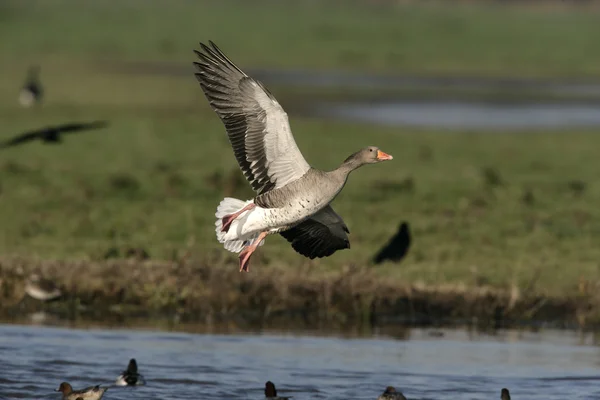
193;41;311;195
58;121;108;135
280;205;350;259
0;121;108;149
0;129;44;149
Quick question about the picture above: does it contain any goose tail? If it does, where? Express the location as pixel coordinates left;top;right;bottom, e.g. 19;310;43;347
215;197;264;253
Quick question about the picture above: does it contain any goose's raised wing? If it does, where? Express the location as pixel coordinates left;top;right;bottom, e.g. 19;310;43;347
280;205;350;259
194;41;311;195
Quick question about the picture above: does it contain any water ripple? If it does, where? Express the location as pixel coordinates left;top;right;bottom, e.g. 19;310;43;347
1;324;600;399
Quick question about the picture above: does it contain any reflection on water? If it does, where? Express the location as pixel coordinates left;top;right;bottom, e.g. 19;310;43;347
315;101;600;130
2;324;600;399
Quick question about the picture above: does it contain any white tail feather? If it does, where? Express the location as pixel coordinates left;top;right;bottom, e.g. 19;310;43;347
215;198;265;253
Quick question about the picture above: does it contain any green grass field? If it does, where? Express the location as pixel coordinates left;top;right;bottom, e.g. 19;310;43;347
3;0;600;77
1;0;600;300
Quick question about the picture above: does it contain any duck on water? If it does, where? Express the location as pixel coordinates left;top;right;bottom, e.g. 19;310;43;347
193;41;393;272
55;382;107;400
377;386;408;400
115;358;146;386
264;381;291;400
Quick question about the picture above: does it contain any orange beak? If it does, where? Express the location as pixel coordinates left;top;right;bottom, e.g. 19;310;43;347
376;150;393;161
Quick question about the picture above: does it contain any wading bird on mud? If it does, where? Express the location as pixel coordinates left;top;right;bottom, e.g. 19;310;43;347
193;41;393;272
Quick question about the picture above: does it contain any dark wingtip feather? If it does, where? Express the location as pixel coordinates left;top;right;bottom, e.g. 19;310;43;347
199;42;212;54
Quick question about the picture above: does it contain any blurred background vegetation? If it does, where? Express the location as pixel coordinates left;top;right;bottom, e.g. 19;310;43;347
1;0;600;307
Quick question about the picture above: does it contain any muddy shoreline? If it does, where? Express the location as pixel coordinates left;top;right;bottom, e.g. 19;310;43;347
1;258;597;332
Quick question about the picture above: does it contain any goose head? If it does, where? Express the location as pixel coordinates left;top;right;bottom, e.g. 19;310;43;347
341;146;393;171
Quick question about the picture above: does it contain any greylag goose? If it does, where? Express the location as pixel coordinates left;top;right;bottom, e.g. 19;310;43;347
377;386;407;400
193;41;393;272
19;65;43;108
55;382;107;400
115;358;146;386
264;381;291;400
501;388;511;400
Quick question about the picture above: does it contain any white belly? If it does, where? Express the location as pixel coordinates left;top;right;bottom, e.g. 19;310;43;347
222;199;327;242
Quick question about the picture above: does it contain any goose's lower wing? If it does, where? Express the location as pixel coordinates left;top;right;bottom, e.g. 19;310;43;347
280;205;350;259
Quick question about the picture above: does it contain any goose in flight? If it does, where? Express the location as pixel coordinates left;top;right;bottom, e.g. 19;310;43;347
193;41;393;272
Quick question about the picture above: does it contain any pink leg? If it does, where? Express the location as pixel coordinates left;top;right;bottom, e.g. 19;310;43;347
239;231;269;272
222;203;256;233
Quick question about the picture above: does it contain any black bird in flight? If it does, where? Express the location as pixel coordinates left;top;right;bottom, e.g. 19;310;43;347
372;221;412;265
19;65;43;108
0;121;109;149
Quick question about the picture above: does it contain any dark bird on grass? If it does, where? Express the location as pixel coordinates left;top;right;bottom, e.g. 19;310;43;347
24;273;62;301
55;382;107;400
0;121;108;149
115;358;146;386
19;65;43;108
265;381;291;400
501;388;511;400
377;386;407;400
193;40;393;273
372;221;411;264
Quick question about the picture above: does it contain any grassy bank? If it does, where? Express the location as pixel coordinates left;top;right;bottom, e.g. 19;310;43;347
1;259;599;330
2;0;600;78
1;88;599;295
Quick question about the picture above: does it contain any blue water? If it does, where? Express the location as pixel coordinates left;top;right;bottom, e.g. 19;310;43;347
316;101;600;131
1;324;600;399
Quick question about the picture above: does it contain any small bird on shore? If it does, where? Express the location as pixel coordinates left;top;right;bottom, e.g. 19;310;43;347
115;358;146;386
372;221;411;264
501;388;511;400
0;121;108;149
19;65;43;108
265;381;291;400
377;386;407;400
55;382;107;400
24;273;62;301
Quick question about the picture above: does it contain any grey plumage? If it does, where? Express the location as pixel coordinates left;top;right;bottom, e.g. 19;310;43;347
194;41;393;269
193;41;310;195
